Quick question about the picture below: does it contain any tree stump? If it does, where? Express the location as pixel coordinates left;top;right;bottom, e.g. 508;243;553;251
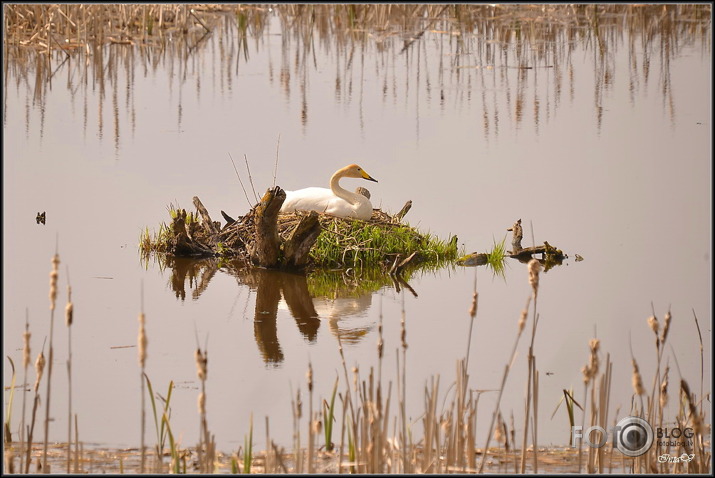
249;186;285;268
283;211;321;268
247;187;323;270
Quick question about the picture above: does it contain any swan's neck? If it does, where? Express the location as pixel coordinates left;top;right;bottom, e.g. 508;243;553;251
330;170;361;205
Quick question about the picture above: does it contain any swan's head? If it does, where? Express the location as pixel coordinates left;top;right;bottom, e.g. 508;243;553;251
343;164;378;183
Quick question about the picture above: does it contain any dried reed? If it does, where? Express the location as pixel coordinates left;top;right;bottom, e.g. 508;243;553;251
42;251;60;472
137;309;147;473
64;278;74;473
520;258;542;473
19;312;31;473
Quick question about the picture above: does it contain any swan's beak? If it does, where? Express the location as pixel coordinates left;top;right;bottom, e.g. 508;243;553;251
361;170;378;183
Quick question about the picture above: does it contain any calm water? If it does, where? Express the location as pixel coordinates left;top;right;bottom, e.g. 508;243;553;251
3;5;711;455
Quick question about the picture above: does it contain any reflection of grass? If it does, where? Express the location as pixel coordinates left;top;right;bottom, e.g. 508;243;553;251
486;236;508;277
307;267;407;299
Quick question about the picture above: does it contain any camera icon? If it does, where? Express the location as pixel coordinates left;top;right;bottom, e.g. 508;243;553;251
615;416;653;457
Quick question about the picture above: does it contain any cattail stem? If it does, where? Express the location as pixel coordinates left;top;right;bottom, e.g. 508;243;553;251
43;252;60;473
138;311;147;473
65;280;73;474
20;311;31;474
478;296;530;474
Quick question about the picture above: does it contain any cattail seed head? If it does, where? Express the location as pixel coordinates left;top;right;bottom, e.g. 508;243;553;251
49;254;60;311
494;414;506;445
517;308;528;334
631;359;644;396
469;291;478;319
306;362;313;392
400;322;408;350
138;313;147;368
660;310;671;345
295;390;302;419
49;273;58;311
65;302;74;327
659;366;669;409
528;259;541;297
680;380;702;434
65;285;73;327
312;418;322;435
647;315;659;336
589;339;600;381
23;327;31;370
377;322;383;359
581;365;590;385
34;351;46;392
195;348;208;381
581;338;601;385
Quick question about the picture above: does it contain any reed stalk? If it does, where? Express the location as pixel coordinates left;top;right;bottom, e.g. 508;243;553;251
194;345;212;473
306;362;314;473
26;343;46;473
398;291;409;473
4;357;17;446
323;375;339;452
290;385;302;473
19;312;31;474
478;296;530;473
42;251;60;473
243;413;253;473
137;309;147;472
520;258;541;473
64;277;74;473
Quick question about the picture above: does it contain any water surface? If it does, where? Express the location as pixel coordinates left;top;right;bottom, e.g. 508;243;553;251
3;5;711;455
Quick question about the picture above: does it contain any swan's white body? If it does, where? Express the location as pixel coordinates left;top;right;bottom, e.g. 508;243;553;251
280;164;378;220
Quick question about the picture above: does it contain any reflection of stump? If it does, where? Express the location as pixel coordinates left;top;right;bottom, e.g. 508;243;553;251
281;272;320;342
253;269;284;364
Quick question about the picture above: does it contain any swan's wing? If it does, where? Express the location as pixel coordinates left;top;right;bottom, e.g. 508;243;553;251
282;187;371;219
281;187;335;213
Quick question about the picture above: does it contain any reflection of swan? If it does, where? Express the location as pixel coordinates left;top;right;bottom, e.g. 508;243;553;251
276;293;374;344
313;295;374;344
280;164;378;220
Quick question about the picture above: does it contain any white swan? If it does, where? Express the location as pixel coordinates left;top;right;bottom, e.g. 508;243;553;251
280;164;378;220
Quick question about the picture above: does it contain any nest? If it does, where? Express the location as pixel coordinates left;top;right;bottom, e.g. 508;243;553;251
140;194;456;271
219;207;408;260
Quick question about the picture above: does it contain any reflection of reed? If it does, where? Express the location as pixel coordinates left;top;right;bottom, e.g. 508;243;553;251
4;5;708;145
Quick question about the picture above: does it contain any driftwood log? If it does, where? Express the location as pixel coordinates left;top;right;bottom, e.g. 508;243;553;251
458;219;566;270
248;186;322;269
164;189;322;270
